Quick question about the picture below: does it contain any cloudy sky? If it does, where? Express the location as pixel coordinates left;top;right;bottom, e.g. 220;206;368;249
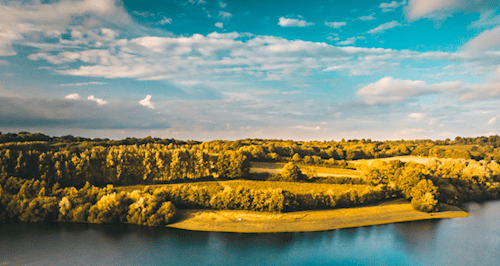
1;0;500;141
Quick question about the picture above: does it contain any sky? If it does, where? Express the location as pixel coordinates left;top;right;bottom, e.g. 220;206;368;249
1;0;500;141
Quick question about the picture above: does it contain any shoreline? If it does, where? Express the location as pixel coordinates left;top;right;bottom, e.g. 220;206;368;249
167;199;469;233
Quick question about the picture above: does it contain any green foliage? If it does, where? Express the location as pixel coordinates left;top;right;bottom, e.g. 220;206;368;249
410;179;439;213
268;162;307;182
126;191;177;226
215;151;250;179
209;186;294;212
88;192;133;224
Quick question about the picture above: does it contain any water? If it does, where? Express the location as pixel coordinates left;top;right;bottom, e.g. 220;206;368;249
1;201;500;266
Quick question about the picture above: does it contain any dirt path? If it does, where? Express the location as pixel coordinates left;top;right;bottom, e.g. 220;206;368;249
167;199;468;233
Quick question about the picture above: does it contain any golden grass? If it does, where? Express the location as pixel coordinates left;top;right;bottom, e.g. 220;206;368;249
118;180;370;195
435;144;477;151
168;199;469;233
348;156;434;165
249;162;362;177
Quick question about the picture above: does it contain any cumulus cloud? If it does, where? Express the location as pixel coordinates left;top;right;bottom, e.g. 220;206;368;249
36;31;412;83
405;0;500;21
325;21;346;29
357;13;376;21
368;21;402;34
160;17;172;25
278;17;315;27
459;81;500;101
215;22;223;28
487;117;497;125
218;11;232;19
462;25;500;54
219;1;227;8
0;95;169;130
379;1;407;12
0;0;131;56
336;36;366;46
356;77;462;104
409;113;425;120
65;93;81;100
87;95;108;105
139;95;155;109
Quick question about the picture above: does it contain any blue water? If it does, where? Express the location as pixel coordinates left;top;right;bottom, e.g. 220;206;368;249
1;201;499;266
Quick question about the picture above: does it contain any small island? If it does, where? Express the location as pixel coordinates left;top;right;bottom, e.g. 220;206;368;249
1;132;498;232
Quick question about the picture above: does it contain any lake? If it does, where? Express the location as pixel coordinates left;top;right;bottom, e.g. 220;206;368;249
1;200;499;266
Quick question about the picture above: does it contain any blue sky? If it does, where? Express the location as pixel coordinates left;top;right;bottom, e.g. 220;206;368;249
1;0;500;141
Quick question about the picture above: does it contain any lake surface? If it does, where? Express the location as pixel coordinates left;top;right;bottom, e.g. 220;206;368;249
1;201;499;266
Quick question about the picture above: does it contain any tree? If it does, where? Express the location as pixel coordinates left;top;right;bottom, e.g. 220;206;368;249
410;179;438;212
215;151;250;179
279;162;306;182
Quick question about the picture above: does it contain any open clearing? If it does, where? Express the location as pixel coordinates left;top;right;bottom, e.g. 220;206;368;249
348;156;436;165
168;198;468;233
119;180;370;195
250;162;362;177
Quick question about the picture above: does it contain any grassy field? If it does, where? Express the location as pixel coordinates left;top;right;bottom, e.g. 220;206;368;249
348;156;434;165
250;162;362;177
118;180;370;195
436;144;477;151
168;199;469;233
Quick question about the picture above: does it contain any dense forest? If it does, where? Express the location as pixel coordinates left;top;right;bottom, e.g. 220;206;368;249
1;131;500;226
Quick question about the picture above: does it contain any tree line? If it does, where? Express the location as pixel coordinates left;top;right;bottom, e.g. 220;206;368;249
4;132;500;164
0;144;250;188
0;173;397;225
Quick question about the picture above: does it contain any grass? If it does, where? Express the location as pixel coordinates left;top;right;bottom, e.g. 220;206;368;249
118;180;370;195
436;144;477;151
250;162;362;177
348;156;434;165
167;199;469;233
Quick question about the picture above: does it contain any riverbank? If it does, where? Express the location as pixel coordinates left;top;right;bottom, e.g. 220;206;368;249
168;199;468;233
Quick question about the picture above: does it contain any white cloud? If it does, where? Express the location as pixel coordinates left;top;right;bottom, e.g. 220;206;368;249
468;10;500;29
60;82;106;87
160;17;172;25
409;113;425;121
219;2;227;8
139;95;155;109
336;37;357;46
405;0;500;21
459;81;500;101
87;95;108;105
379;0;407;12
368;21;402;34
325;21;346;29
462;25;500;54
293;125;321;131
356;77;462;104
357;13;376;21
0;0;131;56
218;11;232;19
487;117;497;125
278;17;315;27
215;22;223;28
132;11;154;18
336;36;365;46
327;35;340;41
65;93;81;100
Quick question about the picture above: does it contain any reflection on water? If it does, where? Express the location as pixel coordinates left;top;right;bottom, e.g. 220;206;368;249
2;201;500;266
